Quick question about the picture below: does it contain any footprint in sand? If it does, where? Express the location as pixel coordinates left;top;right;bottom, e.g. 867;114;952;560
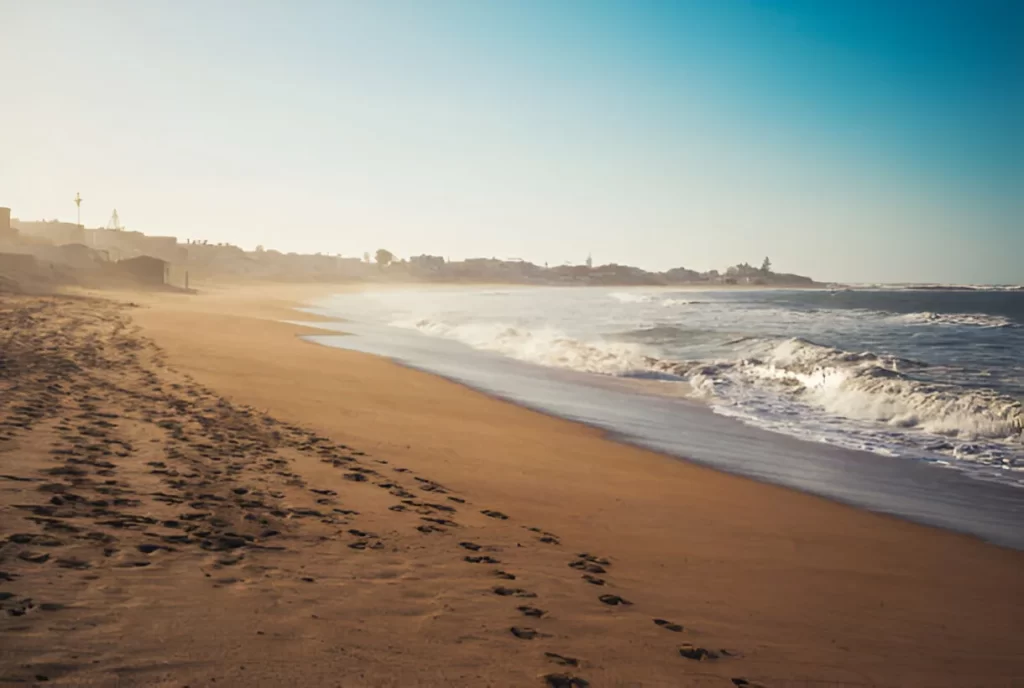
421;517;458;527
493;570;516;580
598;594;631;606
406;499;456;513
9;534;56;546
581;574;605;586
493;586;537;598
544;652;578;667
568;560;606;574
348;529;376;538
653;618;684;632
414;478;447;494
118;560;152;568
464;555;500;564
517;605;546;617
480;509;508;520
544;673;590;687
677;643;739;661
509;626;550;640
348;540;384;550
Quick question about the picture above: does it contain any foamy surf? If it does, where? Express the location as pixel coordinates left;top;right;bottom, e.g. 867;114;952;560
609;292;703;307
309;285;1024;546
397;313;1023;481
666;337;1023;479
894;311;1016;328
375;287;1024;487
397;318;655;376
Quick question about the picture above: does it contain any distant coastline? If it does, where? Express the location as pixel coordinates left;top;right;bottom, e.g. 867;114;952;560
1;213;825;290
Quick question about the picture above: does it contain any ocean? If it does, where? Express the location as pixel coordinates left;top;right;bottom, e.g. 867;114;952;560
302;286;1024;548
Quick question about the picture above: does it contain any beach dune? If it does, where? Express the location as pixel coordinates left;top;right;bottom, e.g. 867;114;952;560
0;284;1021;687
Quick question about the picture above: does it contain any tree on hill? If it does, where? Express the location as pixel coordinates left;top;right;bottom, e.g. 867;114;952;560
375;249;394;267
761;256;772;274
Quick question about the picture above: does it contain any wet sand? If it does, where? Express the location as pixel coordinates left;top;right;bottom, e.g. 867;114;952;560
1;284;1021;687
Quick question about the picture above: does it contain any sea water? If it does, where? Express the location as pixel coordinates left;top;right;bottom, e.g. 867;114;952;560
302;286;1024;548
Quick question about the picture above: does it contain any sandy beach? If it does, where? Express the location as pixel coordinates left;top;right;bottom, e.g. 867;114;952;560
1;283;1022;688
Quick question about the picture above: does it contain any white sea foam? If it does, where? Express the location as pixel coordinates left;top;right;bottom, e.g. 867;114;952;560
397;319;653;376
895;311;1016;328
724;338;1022;442
660;298;703;307
377;287;1022;486
608;291;657;303
400;315;1023;448
608;292;701;307
668;338;1023;478
856;284;1024;292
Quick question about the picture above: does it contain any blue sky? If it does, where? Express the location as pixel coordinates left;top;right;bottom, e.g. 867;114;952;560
1;0;1021;283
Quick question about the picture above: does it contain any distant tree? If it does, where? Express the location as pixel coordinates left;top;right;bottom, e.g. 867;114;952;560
761;256;772;274
255;244;265;253
375;249;394;267
363;252;370;263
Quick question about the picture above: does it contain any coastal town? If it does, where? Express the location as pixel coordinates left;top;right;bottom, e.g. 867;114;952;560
0;204;818;291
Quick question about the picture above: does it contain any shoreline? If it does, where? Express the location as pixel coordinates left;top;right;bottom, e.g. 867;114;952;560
304;331;1024;552
136;286;1024;662
3;282;1022;686
299;291;1024;551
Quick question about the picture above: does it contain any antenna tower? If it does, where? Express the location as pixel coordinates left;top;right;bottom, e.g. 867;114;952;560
106;209;124;231
74;192;83;227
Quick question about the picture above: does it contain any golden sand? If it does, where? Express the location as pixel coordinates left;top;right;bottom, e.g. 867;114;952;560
0;283;1020;687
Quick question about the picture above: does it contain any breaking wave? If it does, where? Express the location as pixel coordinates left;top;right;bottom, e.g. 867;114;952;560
608;291;656;303
657;338;1023;444
396;317;1023;474
608;292;703;307
894;311;1016;328
398;319;654;376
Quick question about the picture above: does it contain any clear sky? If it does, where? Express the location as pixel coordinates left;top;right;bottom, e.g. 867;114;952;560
1;0;1021;283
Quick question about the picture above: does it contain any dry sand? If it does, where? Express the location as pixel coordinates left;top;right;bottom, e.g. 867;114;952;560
1;283;1021;688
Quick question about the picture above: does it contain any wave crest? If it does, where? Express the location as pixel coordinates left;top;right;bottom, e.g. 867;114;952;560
396;317;1023;465
608;292;702;307
399;319;653;376
895;311;1016;328
662;338;1023;443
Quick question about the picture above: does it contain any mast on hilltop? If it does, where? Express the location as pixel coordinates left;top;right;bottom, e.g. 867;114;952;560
106;209;124;231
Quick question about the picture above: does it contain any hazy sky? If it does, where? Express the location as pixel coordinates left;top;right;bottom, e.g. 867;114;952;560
1;1;1021;283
